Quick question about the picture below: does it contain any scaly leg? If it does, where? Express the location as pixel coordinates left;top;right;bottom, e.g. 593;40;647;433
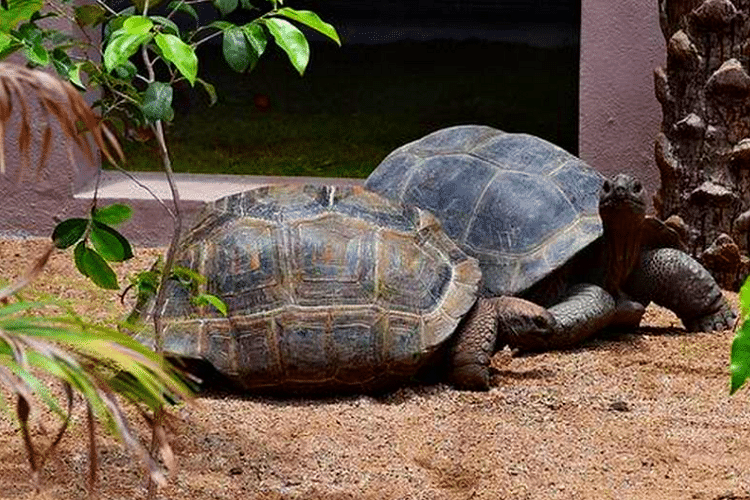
543;283;618;349
625;248;735;331
448;296;555;390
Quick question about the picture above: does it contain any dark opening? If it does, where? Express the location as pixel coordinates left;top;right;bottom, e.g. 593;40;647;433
128;1;581;178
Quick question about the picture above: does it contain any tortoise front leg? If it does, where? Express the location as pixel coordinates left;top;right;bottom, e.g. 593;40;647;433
448;296;555;390
625;248;736;331
542;283;619;349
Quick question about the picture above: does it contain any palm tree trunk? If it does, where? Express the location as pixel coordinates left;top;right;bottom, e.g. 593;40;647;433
655;0;750;289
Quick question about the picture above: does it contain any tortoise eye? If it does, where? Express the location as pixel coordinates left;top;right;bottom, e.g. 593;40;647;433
633;181;642;194
602;180;611;193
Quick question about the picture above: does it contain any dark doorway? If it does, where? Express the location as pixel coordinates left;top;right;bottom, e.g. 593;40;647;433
136;1;581;178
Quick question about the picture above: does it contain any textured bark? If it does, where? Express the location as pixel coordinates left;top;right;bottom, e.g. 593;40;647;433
655;0;750;289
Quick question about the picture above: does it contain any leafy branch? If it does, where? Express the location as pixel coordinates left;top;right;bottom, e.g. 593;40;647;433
0;0;339;495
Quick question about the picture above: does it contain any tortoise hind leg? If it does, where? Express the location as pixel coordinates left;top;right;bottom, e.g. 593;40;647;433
448;297;555;390
625;248;736;332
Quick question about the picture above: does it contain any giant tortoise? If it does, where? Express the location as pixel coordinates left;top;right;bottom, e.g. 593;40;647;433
366;125;735;388
134;184;552;393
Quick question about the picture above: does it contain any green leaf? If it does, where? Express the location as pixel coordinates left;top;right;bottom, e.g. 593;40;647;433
73;241;88;276
740;275;750;318
141;81;174;122
104;31;153;73
23;42;47;66
0;298;194;484
93;204;133;225
239;0;255;10
168;1;198;21
192;293;228;316
154;33;197;85
214;0;238;16
52;218;88;249
171;265;205;286
74;4;107;27
51;47;73;78
103;15;127;41
133;269;160;296
114;59;138;80
90;221;133;262
731;275;750;394
0;32;13;55
273;7;340;46
122;15;153;36
222;25;251;73
262;17;309;76
209;20;234;31
196;77;217;106
731;319;750;394
0;0;43;33
16;21;41;43
150;15;179;36
67;63;85;89
242;22;267;71
73;242;120;290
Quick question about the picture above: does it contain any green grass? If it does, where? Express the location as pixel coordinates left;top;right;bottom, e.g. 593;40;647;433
118;39;578;178
123;111;425;178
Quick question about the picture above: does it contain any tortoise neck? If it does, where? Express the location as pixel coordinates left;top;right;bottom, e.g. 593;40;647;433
601;213;646;294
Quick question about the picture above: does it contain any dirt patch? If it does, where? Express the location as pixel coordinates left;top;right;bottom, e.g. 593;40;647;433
1;238;749;500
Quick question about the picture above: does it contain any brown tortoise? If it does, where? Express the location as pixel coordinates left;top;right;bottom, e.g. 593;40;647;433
133;184;552;393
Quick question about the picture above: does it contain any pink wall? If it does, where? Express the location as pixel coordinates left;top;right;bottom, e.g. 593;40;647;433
579;0;665;211
0;18;99;240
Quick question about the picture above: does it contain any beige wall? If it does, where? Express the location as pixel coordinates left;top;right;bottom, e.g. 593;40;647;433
579;0;665;211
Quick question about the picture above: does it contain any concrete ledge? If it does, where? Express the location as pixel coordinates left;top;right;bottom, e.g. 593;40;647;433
74;171;364;246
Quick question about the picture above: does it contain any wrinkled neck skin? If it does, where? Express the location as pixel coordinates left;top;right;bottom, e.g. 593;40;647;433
600;204;646;294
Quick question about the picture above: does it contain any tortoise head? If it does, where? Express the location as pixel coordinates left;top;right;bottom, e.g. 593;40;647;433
598;174;646;228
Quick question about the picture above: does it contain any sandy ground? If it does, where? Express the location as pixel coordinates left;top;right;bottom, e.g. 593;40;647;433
1;238;750;500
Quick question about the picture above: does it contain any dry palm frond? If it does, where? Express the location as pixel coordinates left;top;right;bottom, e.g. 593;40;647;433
0;249;192;495
0;63;124;177
0;297;193;494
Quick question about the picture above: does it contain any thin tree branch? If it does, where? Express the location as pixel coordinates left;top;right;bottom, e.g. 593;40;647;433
109;164;176;219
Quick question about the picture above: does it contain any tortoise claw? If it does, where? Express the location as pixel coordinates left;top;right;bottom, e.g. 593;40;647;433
685;304;736;332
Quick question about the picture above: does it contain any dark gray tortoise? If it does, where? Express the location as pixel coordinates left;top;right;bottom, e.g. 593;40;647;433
134;184;552;393
366;125;735;388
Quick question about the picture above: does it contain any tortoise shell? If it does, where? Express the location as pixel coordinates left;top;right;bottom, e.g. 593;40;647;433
156;184;480;392
365;125;605;296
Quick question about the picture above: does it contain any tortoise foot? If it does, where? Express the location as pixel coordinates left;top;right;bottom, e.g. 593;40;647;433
609;296;646;330
684;304;736;332
448;362;490;391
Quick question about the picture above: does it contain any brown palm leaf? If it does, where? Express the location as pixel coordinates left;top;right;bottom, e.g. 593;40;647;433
0;63;124;177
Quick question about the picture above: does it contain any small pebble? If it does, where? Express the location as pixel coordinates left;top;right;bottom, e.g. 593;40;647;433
609;400;630;412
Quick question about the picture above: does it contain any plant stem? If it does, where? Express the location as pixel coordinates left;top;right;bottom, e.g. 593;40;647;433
145;120;180;500
150;119;181;354
140;37;183;498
